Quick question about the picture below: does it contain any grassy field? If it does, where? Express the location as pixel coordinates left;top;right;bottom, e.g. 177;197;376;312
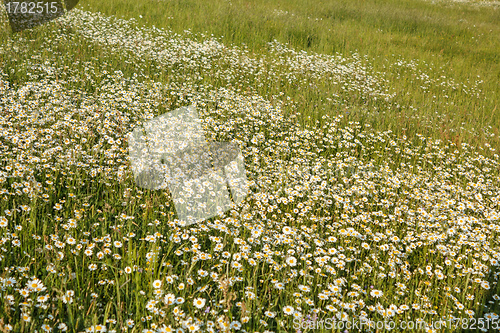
0;0;499;332
84;0;500;150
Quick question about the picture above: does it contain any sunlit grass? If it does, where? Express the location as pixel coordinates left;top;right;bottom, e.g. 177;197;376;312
80;0;500;151
0;1;499;332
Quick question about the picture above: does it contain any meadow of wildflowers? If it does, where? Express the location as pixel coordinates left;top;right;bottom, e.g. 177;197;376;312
0;0;500;332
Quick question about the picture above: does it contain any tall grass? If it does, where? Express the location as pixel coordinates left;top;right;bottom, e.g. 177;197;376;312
78;0;500;151
0;1;499;332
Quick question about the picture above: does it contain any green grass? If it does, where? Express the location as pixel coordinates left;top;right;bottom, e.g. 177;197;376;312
78;0;500;151
2;0;499;150
0;1;500;332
